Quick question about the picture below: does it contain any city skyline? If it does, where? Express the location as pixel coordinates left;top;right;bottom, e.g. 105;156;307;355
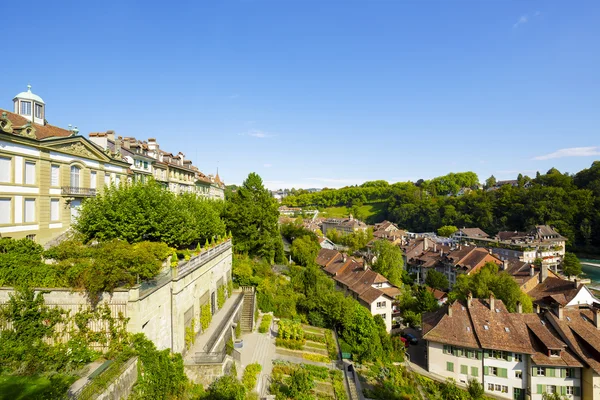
2;0;599;189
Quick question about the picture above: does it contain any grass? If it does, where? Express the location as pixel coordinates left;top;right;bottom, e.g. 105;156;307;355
0;374;76;400
319;202;387;224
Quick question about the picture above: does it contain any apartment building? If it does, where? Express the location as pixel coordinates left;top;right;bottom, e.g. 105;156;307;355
423;294;593;399
315;248;401;331
0;86;130;244
321;215;368;236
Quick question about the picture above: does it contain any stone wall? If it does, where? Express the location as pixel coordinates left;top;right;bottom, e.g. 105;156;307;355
184;359;230;387
95;357;138;400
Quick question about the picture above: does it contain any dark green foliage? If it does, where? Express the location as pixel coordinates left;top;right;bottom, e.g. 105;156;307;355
326;228;374;252
287;368;315;399
425;270;449;291
290;236;320;267
74;181;225;248
467;378;484;400
222;173;282;262
397;286;439;328
562;252;582;277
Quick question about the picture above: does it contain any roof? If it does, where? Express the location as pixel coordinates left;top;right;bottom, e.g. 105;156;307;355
496;231;530;242
528;277;580;306
13;85;45;104
426;286;448;300
422;301;480;349
458;227;489;238
315;248;341;268
533;225;565;239
1;108;73;140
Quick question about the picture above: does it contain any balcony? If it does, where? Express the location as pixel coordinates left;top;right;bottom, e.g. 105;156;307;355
61;186;97;197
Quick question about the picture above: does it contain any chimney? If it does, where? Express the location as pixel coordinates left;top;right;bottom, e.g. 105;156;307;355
489;292;495;310
349;214;353;221
114;137;121;155
342;254;347;263
424;237;429;251
540;263;548;283
594;308;600;330
502;260;508;271
530;264;535;277
448;302;453;317
574;278;580;289
122;137;130;150
535;304;541;314
467;292;473;308
556;304;564;320
106;130;115;141
517;302;523;314
434;243;437;253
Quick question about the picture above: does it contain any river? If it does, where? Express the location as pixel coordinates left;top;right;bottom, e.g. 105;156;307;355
579;258;600;287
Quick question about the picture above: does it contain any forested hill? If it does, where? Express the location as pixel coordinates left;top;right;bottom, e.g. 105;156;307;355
282;162;600;253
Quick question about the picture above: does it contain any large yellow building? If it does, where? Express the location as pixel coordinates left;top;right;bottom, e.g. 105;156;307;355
0;86;130;245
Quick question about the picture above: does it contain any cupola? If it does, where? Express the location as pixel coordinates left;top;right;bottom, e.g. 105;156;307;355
13;84;45;125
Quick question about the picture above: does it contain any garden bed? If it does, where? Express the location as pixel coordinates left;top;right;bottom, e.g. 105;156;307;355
270;360;347;400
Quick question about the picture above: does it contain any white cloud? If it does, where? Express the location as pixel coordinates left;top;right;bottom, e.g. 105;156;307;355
533;147;600;160
263;163;272;168
239;129;276;139
514;15;528;28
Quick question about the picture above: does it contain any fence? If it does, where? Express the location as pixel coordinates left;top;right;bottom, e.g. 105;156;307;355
177;240;232;278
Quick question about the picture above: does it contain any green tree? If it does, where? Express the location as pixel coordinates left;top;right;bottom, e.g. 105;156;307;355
485;175;497;189
562;252;582;278
372;240;404;286
290;236;320;267
287;368;315;398
467;378;484;400
425;269;449;290
437;225;458;237
223;173;282;262
205;374;246;400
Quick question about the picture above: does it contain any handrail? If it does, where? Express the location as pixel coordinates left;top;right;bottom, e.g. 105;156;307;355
203;293;244;352
62;186;97;196
176;240;232;278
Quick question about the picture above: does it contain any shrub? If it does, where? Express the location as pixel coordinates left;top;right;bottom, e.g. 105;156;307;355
259;315;272;333
278;319;304;341
305;333;326;343
217;285;226;309
276;338;305;350
303;353;329;363
242;363;262;391
201;303;212;331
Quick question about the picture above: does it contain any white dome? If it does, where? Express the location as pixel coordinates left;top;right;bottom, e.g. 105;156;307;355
13;85;45;104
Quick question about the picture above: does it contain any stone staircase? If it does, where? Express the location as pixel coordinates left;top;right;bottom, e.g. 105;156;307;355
240;287;255;333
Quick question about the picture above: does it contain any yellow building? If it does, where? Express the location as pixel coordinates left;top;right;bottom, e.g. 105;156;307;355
0;86;130;245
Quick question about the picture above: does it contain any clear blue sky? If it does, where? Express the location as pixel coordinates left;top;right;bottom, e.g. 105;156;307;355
2;1;599;189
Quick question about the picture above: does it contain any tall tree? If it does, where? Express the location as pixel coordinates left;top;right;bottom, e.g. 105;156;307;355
425;269;449;290
562;253;582;278
437;225;458;237
372;240;404;286
223;173;282;262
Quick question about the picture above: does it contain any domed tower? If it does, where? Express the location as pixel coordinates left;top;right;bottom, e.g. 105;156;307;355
13;84;45;125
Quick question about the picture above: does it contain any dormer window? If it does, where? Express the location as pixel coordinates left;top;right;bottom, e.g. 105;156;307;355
550;349;561;357
35;104;43;119
21;101;31;115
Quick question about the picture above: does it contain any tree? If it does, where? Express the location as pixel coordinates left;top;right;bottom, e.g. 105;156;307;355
425;269;449;291
437;225;458;237
205;374;246;400
372;240;404;286
562;252;582;278
222;173;282;262
467;378;484;400
485;175;496;189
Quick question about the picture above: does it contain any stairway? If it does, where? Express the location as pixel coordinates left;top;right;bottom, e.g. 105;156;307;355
240;287;255;333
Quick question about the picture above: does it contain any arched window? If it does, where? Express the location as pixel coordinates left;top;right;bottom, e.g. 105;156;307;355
70;165;80;188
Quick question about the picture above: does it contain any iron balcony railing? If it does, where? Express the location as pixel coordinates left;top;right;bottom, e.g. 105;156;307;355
61;186;97;196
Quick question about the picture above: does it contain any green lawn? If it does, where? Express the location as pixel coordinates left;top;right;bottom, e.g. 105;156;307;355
0;374;76;400
320;202;387;224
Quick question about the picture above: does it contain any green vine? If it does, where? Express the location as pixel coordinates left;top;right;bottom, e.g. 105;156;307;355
201;303;212;331
227;279;233;298
217;285;226;309
185;318;197;350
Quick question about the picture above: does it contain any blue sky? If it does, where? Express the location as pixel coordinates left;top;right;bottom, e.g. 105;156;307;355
1;1;599;189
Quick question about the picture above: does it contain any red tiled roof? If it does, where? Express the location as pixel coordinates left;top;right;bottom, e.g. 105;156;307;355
1;108;73;140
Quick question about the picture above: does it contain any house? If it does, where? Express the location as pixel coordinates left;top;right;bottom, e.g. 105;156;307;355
426;286;448;305
451;227;490;241
318;236;336;250
321;215;368;236
315;248;401;331
0;86;130;244
423;294;585;400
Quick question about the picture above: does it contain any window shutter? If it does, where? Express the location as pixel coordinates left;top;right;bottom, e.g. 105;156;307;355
471;367;478;377
574;387;580;396
452;348;457;356
500;368;508;378
561;368;566;378
485;349;492;358
0;157;11;183
560;386;566;395
532;367;538;377
536;384;543;394
484;366;489;376
548;368;555;378
447;362;454;372
461;365;468;374
506;353;512;362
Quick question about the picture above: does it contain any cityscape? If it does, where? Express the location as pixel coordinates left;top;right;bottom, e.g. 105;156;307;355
1;1;600;400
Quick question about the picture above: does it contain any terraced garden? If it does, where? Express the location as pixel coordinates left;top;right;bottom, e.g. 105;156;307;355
274;320;338;363
270;359;348;400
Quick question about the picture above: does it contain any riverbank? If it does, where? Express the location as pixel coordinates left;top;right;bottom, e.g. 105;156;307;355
580;258;600;288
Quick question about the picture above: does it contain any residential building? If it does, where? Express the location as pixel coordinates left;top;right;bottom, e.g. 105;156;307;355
423;294;585;400
321;215;368;236
451;227;490;241
0;86;130;244
318;236;336;250
315;248;401;331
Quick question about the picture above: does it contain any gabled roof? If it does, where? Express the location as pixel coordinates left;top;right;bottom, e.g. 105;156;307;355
457;227;489;238
315;248;342;268
1;108;74;140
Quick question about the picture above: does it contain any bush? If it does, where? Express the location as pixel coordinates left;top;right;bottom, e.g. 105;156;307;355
278;319;304;341
259;315;272;333
276;338;305;350
242;363;262;391
303;353;329;363
305;332;326;343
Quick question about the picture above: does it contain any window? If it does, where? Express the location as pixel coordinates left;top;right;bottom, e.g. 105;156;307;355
446;362;454;372
443;345;451;354
104;174;110;186
495;384;501;392
502;386;508;393
21;101;31;115
566;387;574;395
514;388;522;399
376;301;386;308
490;367;498;376
35;103;43;119
90;171;97;188
0;198;10;224
50;165;60;186
471;367;478;376
116;175;121;186
537;367;545;376
70;166;80;187
25;161;36;184
24;199;35;223
26;234;36;241
515;370;522;379
50;199;59;221
566;368;574;378
0;157;10;182
143;161;148;169
380;313;386;320
460;365;468;375
514;353;522;362
547;385;556;394
550;350;560;357
488;383;494;391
